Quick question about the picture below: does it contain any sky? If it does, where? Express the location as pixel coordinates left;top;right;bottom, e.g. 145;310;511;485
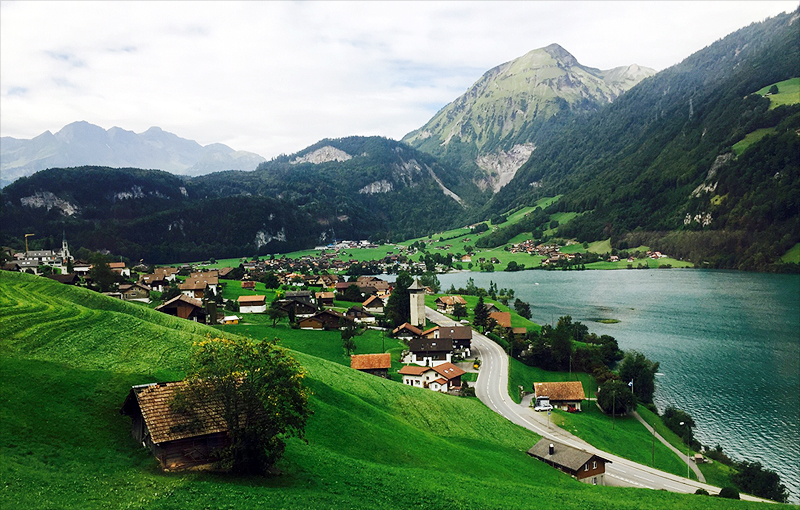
1;1;796;159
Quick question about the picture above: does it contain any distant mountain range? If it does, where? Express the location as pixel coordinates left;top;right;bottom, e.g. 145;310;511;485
0;121;265;187
403;44;655;192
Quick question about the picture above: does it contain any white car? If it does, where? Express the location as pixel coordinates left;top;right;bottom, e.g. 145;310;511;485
534;402;553;412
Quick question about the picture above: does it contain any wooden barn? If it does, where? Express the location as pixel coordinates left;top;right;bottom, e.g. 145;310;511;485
155;294;207;322
350;353;392;378
120;381;229;471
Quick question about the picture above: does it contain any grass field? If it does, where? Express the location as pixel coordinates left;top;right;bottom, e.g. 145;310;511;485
1;272;769;509
732;127;777;156
424;294;541;332
757;77;800;109
780;242;800;264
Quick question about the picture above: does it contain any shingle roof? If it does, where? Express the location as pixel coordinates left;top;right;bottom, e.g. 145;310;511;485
351;353;391;370
398;365;431;376
436;295;467;306
489;311;512;328
527;439;610;472
533;381;585;401
392;322;422;336
437;326;472;340
124;381;227;444
238;295;266;304
408;337;454;353
432;362;465;380
155;294;203;310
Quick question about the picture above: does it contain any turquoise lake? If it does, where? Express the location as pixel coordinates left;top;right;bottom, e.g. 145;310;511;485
435;269;800;501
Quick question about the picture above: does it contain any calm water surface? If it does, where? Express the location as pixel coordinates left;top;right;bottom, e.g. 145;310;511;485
435;269;799;501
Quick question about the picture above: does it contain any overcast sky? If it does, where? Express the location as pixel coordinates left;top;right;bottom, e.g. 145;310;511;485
1;1;796;159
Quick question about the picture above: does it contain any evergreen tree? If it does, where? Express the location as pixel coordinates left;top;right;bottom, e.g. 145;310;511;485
384;271;413;327
473;295;489;332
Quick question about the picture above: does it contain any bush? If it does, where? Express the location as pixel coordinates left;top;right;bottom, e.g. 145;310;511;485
695;489;709;496
718;487;740;500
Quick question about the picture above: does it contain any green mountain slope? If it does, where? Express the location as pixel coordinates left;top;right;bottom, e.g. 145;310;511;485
486;10;800;271
403;44;654;192
0;272;769;509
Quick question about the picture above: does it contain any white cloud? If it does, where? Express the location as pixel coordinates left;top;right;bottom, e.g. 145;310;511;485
1;1;795;159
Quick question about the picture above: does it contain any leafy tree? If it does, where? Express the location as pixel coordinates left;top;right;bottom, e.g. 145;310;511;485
418;272;441;293
768;84;779;94
473;296;489;332
596;379;636;415
343;284;363;303
718;487;740;500
88;256;116;292
514;298;532;319
662;406;698;448
341;326;357;355
618;350;659;403
262;272;280;289
266;306;287;326
175;336;310;475
732;461;788;502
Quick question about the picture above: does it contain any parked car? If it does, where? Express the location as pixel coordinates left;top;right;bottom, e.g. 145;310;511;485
534;402;553;412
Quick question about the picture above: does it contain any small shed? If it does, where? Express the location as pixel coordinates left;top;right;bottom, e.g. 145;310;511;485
120;381;229;471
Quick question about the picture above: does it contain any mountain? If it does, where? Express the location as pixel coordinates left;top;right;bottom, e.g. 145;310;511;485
0;137;482;262
0;121;266;187
486;10;800;271
402;44;655;192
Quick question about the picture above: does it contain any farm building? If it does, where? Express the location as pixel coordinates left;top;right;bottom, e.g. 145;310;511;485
120;381;229;471
527;439;610;485
238;295;267;313
155;295;207;322
350;353;391;378
532;381;585;411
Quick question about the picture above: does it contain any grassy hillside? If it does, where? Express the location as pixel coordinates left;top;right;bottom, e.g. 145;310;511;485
0;272;772;509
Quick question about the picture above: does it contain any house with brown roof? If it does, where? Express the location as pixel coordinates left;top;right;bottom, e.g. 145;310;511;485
434;295;467;314
180;279;209;299
315;291;335;307
119;282;151;302
139;273;168;292
278;297;317;318
350;353;391;378
392;322;422;340
489;311;512;329
436;325;473;356
346;306;376;324
362;295;384;314
120;381;229;471
532;381;585;411
299;310;354;330
108;261;131;277
238;295;267;314
241;280;256;290
527;439;610;485
155;295;207;322
398;362;465;393
408;337;454;367
45;272;80;285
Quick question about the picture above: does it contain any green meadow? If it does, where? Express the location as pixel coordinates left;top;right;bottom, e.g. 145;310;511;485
1;272;771;509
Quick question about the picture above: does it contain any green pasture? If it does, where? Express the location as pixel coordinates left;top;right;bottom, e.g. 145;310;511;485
425;294;540;332
780;242;800;263
0;272;766;509
732;128;777;156
757;77;800;109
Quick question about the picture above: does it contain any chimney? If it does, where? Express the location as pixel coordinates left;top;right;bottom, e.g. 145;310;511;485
549;444;555;455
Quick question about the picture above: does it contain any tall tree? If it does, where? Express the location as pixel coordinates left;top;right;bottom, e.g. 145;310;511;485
384;271;413;327
618;350;659;403
473;295;489;332
597;379;636;415
175;337;310;475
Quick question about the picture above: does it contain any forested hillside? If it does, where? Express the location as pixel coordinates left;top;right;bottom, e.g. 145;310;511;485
486;10;800;270
0;137;482;262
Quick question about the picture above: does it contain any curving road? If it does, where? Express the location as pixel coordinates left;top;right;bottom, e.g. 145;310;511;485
425;307;769;503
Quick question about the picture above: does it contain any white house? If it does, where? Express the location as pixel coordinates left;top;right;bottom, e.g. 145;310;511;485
398;362;465;393
238;295;266;314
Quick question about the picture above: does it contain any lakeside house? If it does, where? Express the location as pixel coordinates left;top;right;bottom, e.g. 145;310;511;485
527;439;610;486
532;381;585;411
434;295;467;314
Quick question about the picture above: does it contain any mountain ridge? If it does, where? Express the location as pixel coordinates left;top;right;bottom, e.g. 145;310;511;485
0;121;266;187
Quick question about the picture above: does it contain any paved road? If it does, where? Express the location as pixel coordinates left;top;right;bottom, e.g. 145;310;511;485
424;307;769;503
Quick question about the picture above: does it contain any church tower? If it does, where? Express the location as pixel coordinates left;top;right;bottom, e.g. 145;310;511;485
408;279;426;327
60;232;72;262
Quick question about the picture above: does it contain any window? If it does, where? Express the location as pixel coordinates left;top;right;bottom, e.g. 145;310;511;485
592;461;597;469
584;464;589;471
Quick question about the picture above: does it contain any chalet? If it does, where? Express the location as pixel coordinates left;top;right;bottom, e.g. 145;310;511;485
533;381;585;411
45;272;80;285
437;325;472;356
299;310;353;330
511;327;528;339
278;297;317;318
155;295;207;322
180;279;208;299
489;311;512;329
356;276;391;294
241;280;256;290
398;362;464;393
461;255;472;263
408;337;453;366
285;290;313;300
435;295;467;315
188;272;219;295
217;267;234;279
346;306;376;324
527;439;610;485
154;267;178;281
108;262;131;277
73;262;92;276
119;282;152;302
392;322;423;340
238;295;267;314
350;353;391;378
335;281;356;293
483;303;501;314
315;291;335;307
362;295;385;314
120;381;229;471
139;274;168;292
